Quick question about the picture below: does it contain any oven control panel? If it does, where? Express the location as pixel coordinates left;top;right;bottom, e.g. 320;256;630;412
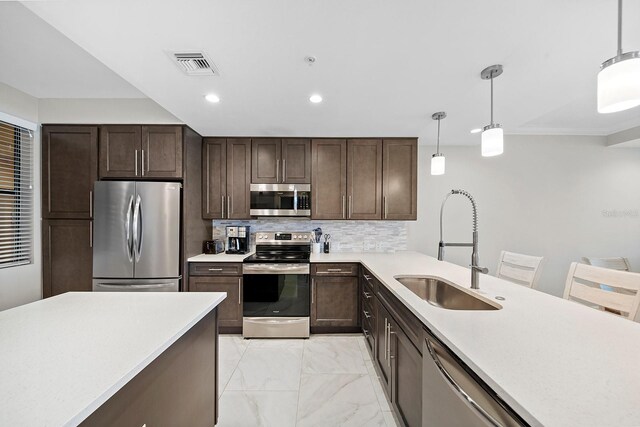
256;232;312;242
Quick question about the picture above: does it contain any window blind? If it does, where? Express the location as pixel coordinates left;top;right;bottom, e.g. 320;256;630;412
0;120;33;268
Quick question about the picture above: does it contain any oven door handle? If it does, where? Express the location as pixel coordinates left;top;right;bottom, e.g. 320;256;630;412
243;264;310;275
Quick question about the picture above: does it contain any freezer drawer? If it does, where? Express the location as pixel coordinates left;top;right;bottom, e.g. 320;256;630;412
93;278;180;292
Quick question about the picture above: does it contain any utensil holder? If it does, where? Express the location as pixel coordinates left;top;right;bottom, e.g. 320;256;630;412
312;243;322;254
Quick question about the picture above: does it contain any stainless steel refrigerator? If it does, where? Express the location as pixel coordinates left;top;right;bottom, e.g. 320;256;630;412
92;181;181;292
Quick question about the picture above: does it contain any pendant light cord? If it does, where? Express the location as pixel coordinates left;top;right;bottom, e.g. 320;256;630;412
617;0;623;56
436;117;441;154
490;75;494;125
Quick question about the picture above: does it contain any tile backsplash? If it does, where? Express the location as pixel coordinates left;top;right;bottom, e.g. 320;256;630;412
212;219;408;253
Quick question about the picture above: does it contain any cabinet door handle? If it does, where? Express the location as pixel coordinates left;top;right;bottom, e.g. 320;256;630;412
384;196;388;219
276;159;280;183
221;196;225;218
363;274;372;281
141;149;145;176
311;278;315;304
383;318;388;360
386;322;391;366
363;328;369;338
89;221;93;248
282;159;286;182
238;278;241;304
363;310;371;319
363;290;371;299
227;196;231;219
135;150;138;176
348;195;352;219
89;191;93;218
342;195;346;219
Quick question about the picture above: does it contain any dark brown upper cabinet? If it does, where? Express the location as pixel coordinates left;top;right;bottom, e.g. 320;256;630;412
202;138;251;220
42;125;98;219
382;139;417;220
347;139;383;220
252;138;310;184
99;125;182;179
311;139;347;219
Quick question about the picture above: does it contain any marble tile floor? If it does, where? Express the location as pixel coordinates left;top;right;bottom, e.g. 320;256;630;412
216;334;402;427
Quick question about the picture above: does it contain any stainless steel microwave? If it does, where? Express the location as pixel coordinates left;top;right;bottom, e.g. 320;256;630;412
250;183;311;217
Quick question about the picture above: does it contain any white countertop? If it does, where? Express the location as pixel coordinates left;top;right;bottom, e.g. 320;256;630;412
0;292;226;427
355;251;640;427
185;250;640;425
188;252;254;262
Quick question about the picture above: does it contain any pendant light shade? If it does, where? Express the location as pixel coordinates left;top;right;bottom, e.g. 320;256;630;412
597;0;640;114
430;112;446;176
480;64;504;157
598;55;640;113
481;124;503;157
431;154;445;175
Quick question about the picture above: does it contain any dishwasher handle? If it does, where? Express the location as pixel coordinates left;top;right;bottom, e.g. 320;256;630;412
425;336;503;427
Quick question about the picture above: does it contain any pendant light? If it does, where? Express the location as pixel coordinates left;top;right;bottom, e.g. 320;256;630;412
597;0;640;114
480;64;504;157
430;112;446;175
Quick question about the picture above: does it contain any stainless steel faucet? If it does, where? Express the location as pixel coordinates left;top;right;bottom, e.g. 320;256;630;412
437;189;488;289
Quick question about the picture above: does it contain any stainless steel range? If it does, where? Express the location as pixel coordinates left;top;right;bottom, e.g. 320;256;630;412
242;232;312;338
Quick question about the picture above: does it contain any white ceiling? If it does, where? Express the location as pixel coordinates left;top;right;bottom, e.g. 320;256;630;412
9;0;640;144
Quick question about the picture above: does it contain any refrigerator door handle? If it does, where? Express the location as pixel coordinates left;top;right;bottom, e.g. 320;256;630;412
125;195;134;262
133;194;142;262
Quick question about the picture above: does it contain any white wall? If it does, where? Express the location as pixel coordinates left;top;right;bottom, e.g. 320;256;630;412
407;135;640;297
0;84;42;310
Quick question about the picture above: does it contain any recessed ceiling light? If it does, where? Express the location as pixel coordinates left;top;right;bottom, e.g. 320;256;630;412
205;93;220;103
309;94;323;103
470;128;482;134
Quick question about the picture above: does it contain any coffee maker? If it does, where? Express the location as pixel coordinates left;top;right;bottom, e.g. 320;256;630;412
226;226;250;254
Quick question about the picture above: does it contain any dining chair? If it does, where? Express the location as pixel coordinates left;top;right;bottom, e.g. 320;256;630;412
495;250;544;288
563;262;640;322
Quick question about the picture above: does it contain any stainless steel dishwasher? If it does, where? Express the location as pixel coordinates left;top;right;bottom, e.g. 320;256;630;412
422;329;529;427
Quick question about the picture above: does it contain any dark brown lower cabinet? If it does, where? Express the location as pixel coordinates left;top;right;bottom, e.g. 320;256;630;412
80;309;218;427
311;275;359;328
188;263;243;333
392;318;423;427
367;266;422;427
42;219;93;298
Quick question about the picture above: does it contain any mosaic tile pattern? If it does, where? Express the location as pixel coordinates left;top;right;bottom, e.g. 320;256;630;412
211;219;408;253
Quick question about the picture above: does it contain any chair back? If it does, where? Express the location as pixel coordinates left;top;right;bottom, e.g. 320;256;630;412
581;257;631;271
496;250;544;288
563;262;640;322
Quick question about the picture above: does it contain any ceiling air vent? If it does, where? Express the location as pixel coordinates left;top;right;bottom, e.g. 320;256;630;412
169;51;219;76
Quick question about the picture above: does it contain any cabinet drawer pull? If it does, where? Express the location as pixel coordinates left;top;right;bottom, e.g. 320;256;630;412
363;291;372;299
363;274;372;281
363;328;369;338
363;310;371;319
327;268;342;272
208;268;223;271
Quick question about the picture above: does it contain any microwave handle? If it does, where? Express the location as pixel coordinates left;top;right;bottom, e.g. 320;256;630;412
294;188;298;212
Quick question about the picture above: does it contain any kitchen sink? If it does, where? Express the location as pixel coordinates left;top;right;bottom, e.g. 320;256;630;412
394;276;501;311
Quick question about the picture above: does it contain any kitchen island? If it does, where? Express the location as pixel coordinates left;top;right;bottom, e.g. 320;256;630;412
0;292;225;427
191;249;640;426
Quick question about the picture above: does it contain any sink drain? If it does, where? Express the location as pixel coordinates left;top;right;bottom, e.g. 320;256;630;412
495;296;505;301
